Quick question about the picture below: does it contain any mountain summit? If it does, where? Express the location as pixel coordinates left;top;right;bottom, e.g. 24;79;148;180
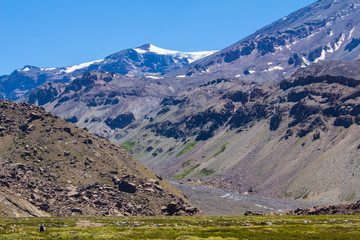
177;0;360;81
133;44;217;63
96;44;217;76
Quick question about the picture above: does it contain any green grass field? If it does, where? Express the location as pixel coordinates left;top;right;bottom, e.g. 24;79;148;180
1;215;360;239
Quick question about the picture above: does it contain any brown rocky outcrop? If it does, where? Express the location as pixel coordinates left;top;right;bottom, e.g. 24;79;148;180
269;200;360;216
0;99;199;217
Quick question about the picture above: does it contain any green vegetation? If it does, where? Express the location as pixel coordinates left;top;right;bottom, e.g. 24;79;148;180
1;215;360;239
212;142;228;158
176;164;200;179
198;168;215;177
182;159;194;167
121;141;136;152
176;142;198;158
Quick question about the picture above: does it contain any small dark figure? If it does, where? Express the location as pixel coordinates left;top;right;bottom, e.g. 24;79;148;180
39;225;45;232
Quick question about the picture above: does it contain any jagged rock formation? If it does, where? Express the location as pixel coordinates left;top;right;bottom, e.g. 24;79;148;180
0;100;198;217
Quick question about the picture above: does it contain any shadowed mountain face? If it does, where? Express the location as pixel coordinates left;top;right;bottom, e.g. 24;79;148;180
0;44;216;101
172;0;360;81
113;60;360;205
0;100;199;217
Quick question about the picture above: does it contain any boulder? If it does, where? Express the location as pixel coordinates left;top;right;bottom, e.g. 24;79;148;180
118;181;136;193
63;127;72;134
334;116;353;128
184;206;198;214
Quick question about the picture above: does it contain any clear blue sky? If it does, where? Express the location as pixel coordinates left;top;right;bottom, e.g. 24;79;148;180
0;0;316;75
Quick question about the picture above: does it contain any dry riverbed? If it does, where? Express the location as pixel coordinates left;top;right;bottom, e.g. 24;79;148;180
173;182;314;216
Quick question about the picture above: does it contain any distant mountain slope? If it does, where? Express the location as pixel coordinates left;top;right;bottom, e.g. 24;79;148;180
0;44;216;101
93;44;217;76
26;71;179;137
0;100;198;217
114;60;360;204
172;0;360;81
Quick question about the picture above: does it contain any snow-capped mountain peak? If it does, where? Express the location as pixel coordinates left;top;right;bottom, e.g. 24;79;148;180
134;44;179;55
133;43;218;63
0;44;217;100
58;59;104;74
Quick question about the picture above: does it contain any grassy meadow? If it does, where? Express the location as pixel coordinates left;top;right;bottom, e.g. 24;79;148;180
1;215;360;239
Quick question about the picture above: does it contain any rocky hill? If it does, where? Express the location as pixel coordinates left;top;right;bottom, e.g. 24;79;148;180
170;0;360;81
112;60;360;205
0;99;198;217
0;44;216;101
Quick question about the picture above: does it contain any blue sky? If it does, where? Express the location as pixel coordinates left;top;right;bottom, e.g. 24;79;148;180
0;0;315;75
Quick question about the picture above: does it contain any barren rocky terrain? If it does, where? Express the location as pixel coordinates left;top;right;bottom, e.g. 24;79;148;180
0;100;199;217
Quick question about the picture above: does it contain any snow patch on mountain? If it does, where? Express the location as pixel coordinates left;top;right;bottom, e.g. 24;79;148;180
326;43;334;53
134;44;217;63
134;44;178;55
59;59;103;74
314;49;326;63
185;51;218;63
40;67;56;71
145;75;163;80
263;66;284;72
19;67;30;72
176;75;186;78
348;27;356;40
335;34;345;51
302;57;310;67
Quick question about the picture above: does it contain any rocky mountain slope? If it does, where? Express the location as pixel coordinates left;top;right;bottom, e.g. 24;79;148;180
0;44;216;101
0;99;198;217
112;60;360;205
26;71;182;137
170;0;360;82
21;0;360;140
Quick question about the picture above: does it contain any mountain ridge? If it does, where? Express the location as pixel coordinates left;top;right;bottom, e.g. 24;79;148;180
171;0;360;81
0;44;217;101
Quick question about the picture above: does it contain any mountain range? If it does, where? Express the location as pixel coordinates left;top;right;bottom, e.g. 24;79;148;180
0;44;216;101
1;0;360;212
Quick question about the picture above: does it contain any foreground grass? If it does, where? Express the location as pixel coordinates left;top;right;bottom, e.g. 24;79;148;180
0;215;360;239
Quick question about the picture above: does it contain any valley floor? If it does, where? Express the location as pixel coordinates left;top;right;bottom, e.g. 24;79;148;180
0;215;360;239
174;182;314;216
